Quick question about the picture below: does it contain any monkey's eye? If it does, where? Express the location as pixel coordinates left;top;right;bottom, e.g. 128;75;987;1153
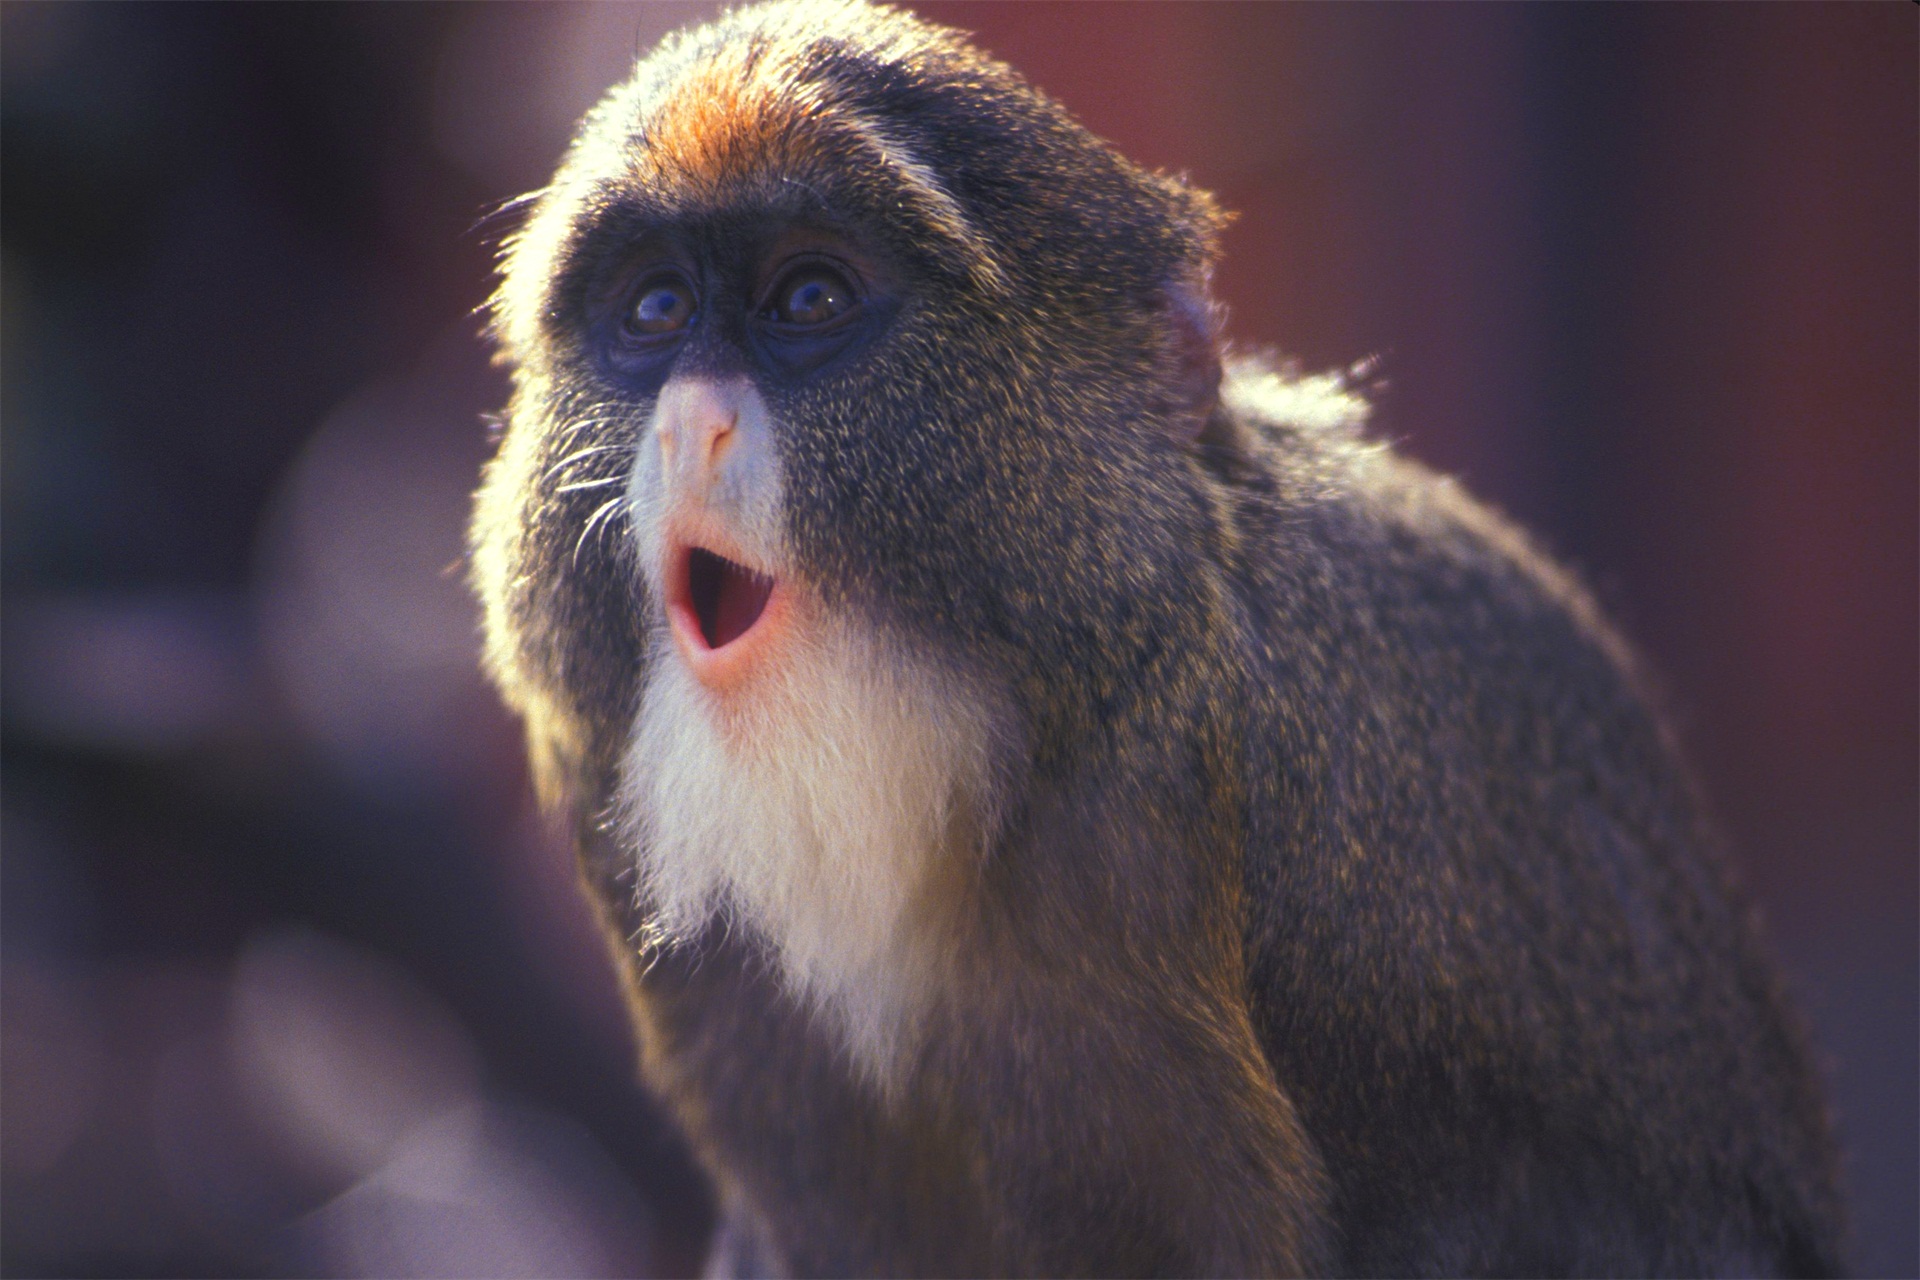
766;265;857;328
626;276;697;336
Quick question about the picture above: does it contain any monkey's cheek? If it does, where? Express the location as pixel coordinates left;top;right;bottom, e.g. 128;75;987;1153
667;586;795;696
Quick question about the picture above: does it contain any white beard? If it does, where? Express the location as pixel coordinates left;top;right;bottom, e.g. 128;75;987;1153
615;611;1008;1086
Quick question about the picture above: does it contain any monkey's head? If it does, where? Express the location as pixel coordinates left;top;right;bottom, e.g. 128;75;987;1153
471;0;1239;1043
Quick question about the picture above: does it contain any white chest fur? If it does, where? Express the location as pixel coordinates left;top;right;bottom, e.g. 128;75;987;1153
616;617;1006;1085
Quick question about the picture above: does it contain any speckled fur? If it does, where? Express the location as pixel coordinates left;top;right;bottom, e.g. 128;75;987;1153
469;3;1845;1274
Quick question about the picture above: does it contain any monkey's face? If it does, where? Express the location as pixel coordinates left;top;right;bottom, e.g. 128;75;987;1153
615;225;900;704
475;4;1232;799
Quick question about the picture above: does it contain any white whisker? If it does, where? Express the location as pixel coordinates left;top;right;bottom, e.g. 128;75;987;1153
555;475;625;494
574;495;629;566
552;411;630;444
543;443;627;480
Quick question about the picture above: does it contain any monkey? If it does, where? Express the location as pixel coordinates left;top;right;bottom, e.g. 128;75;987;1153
467;2;1846;1274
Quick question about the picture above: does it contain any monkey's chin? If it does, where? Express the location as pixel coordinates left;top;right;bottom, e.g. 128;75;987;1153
665;542;789;692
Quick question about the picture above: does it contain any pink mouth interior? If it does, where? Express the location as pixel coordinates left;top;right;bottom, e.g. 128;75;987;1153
686;547;775;650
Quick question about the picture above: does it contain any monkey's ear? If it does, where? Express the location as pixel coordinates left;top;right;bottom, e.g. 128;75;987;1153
1165;283;1224;445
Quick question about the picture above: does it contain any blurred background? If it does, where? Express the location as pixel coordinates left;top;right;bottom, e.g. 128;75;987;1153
1;3;1912;1275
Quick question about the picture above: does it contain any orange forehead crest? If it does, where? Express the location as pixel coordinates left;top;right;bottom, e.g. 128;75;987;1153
615;46;1007;296
632;52;821;200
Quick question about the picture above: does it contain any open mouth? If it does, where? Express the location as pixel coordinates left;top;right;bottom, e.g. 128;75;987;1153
672;545;776;653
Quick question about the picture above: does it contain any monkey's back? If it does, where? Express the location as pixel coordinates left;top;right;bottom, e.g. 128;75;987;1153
1215;368;1844;1275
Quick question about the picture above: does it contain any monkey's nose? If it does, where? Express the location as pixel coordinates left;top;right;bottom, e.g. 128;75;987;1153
656;378;742;496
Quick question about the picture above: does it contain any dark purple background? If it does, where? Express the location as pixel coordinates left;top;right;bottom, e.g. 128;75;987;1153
3;4;1912;1275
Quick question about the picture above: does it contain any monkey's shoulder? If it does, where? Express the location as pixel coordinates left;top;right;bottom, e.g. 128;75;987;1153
1213;364;1712;958
1215;364;1636;703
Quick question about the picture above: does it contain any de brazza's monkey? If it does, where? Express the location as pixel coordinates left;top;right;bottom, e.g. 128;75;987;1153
469;2;1845;1274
